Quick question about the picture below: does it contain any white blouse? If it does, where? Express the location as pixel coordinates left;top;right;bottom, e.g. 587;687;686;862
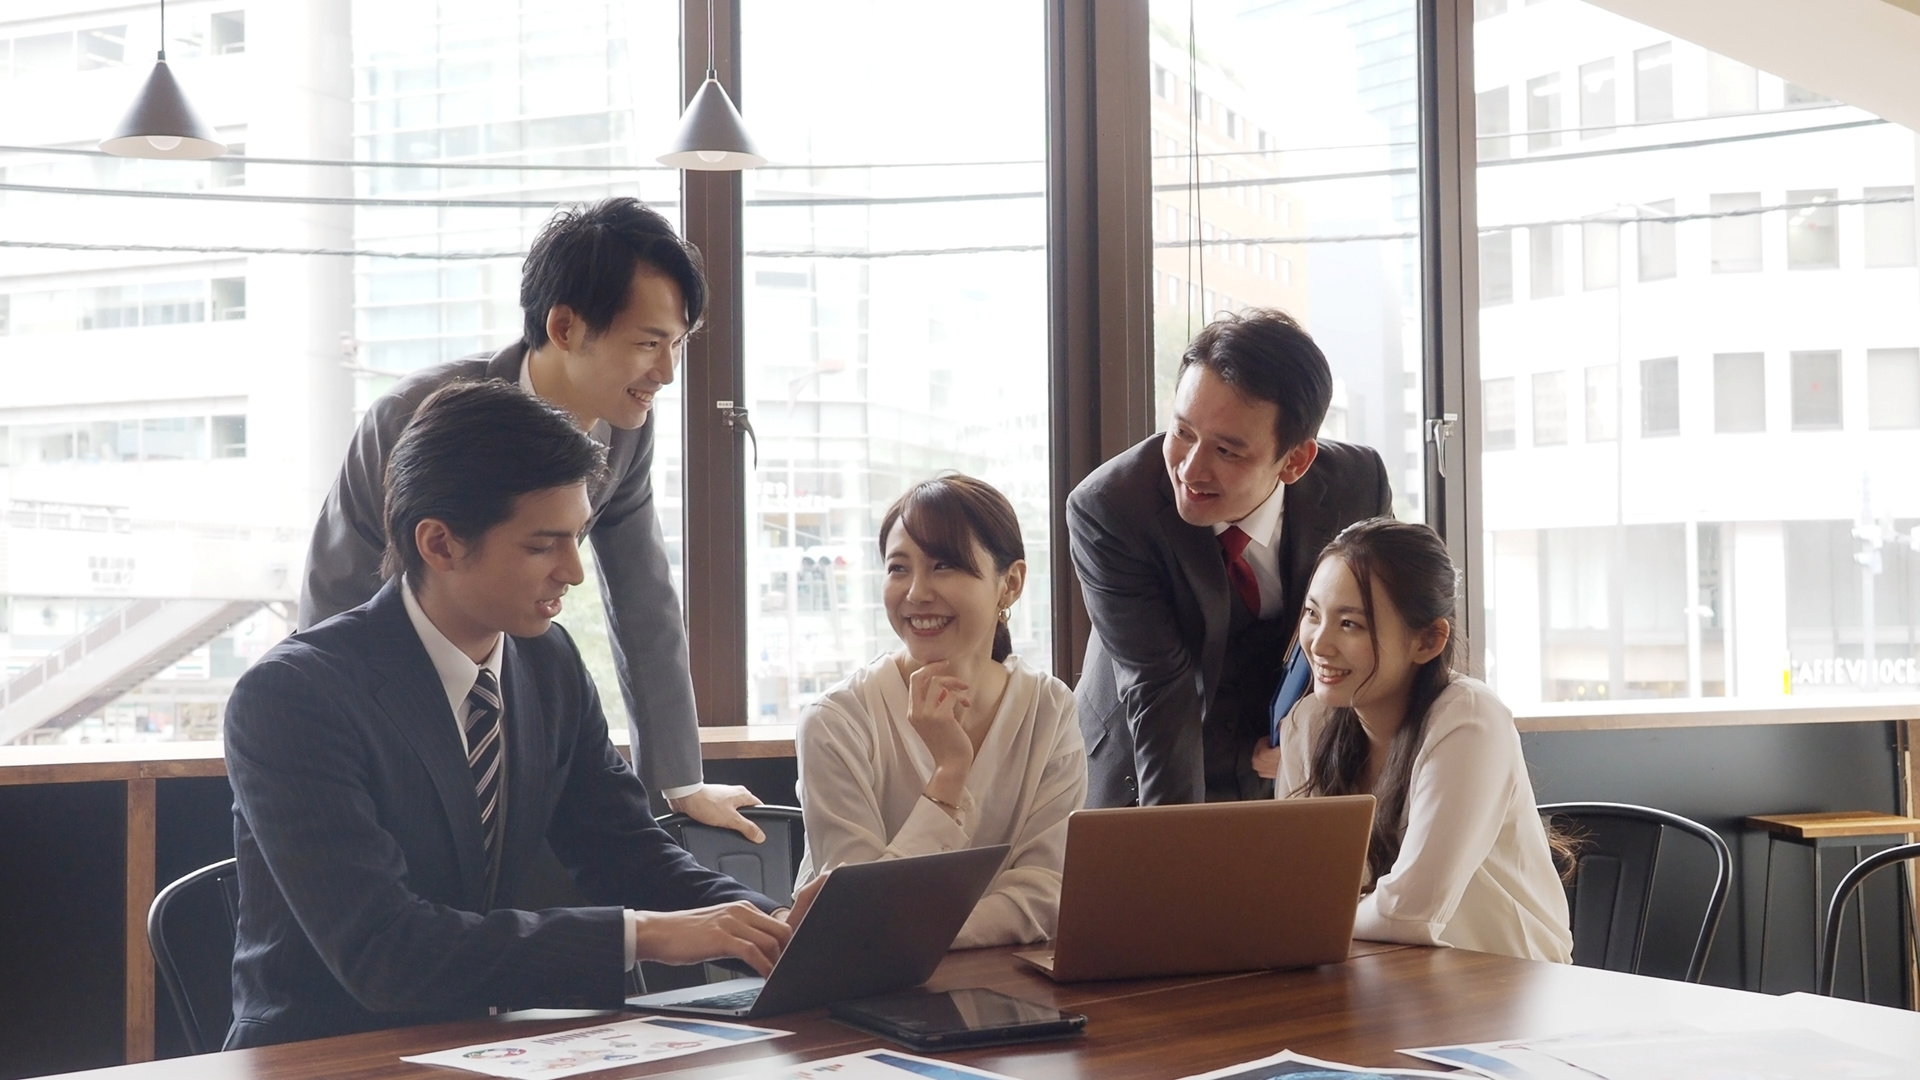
1277;675;1573;963
795;653;1088;949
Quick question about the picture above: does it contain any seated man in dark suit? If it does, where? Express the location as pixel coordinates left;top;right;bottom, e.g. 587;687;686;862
1068;308;1392;807
224;380;818;1049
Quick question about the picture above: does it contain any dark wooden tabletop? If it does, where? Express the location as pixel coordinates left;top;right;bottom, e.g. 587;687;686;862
43;943;1920;1079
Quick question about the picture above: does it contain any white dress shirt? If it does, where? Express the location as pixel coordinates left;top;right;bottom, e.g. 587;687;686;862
1210;476;1287;620
1276;676;1574;963
516;361;704;805
402;577;646;969
794;652;1088;948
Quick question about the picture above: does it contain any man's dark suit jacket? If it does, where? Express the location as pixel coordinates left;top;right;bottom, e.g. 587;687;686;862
1068;434;1392;807
223;579;772;1049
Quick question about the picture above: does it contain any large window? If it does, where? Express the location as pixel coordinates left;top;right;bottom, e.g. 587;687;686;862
739;1;1048;722
1148;0;1426;523
1477;2;1920;705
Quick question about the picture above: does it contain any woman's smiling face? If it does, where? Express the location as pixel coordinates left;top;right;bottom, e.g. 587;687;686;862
882;521;1012;667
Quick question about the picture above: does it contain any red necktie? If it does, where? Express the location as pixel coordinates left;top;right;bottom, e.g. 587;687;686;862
1219;525;1262;616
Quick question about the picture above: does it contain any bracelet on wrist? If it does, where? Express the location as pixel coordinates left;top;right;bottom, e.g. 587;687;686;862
922;791;963;815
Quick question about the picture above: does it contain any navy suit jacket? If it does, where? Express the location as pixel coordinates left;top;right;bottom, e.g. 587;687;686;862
223;579;772;1049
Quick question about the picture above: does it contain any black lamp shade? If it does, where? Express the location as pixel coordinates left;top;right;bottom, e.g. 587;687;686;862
657;77;766;171
100;58;225;160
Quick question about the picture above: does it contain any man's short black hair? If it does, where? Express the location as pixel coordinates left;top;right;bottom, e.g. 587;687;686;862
381;381;607;580
520;197;707;349
1177;307;1334;457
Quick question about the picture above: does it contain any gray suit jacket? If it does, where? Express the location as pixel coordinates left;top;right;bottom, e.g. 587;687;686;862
1067;434;1392;807
299;341;701;793
226;579;772;1049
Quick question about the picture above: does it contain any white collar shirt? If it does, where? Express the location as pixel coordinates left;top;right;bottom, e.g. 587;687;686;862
1210;477;1287;620
519;357;611;446
400;576;505;753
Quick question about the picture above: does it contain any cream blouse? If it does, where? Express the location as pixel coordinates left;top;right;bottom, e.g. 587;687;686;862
795;652;1087;948
1277;675;1573;963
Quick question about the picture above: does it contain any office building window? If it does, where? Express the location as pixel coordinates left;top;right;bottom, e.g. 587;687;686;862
77;25;125;69
1713;352;1765;433
1637;199;1676;281
1484;378;1517;450
1867;348;1920;430
1532;371;1568;445
212;415;248;458
1527;73;1561;153
1578;59;1614;139
1477;86;1510;162
212;11;246;54
1705;53;1756;115
1784;82;1831;107
1640;357;1679;437
1634;42;1672;123
1709;193;1762;273
1864;186;1916;268
1791;350;1843;430
1481;229;1513;305
1787;190;1839;269
1475;0;1508;18
211;278;246;321
1582;220;1619;289
1585;364;1618;441
1530;225;1564;298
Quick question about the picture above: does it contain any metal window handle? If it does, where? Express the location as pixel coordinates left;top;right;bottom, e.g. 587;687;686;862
716;400;758;469
1428;412;1458;480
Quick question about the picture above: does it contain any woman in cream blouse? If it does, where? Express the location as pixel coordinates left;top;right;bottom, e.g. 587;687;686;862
1275;518;1572;963
795;476;1086;948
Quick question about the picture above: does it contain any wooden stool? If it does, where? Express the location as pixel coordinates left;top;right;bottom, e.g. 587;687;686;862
1746;812;1920;997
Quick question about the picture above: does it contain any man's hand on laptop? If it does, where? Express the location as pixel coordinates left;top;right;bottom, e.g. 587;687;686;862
667;783;767;843
630;901;793;976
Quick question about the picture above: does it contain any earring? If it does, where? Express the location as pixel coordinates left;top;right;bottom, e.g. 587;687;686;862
998;606;1010;624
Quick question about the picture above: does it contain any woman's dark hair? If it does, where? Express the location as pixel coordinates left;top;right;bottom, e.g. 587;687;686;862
382;380;606;580
1295;518;1459;887
877;475;1026;663
1178;307;1334;457
520;197;708;348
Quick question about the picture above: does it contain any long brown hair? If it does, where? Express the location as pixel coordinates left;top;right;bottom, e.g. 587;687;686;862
877;475;1025;663
1296;518;1458;887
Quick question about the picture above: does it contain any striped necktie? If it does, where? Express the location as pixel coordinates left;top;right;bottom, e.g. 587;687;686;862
465;668;503;858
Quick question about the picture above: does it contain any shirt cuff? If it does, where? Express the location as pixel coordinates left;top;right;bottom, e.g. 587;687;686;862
623;910;638;970
660;782;704;802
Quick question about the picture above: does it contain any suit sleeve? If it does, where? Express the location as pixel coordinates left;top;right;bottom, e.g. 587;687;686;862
1067;484;1207;805
299;392;414;629
588;417;704;794
225;660;629;1014
544;638;775;913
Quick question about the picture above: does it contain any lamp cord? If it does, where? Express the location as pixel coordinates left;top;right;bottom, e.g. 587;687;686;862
1186;0;1203;336
158;0;167;61
705;0;717;78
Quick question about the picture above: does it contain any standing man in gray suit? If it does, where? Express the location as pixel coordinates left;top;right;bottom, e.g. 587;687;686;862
301;197;765;839
1067;309;1393;807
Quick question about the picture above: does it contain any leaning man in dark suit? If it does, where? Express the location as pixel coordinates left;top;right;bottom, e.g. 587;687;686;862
224;381;817;1049
302;197;765;841
1068;308;1392;807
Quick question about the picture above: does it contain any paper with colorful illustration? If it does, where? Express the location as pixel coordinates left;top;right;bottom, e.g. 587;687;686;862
400;1015;788;1077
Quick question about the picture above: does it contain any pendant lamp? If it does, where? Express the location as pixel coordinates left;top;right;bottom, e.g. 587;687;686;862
100;0;225;159
658;0;765;170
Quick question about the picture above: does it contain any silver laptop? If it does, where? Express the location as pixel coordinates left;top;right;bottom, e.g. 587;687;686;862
628;844;1007;1019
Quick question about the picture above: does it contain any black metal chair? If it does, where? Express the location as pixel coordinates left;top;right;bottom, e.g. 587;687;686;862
654;804;807;907
147;858;240;1055
1819;841;1920;997
1538;802;1731;982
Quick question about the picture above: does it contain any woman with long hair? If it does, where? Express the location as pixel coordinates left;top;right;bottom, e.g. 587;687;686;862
794;475;1086;948
1276;518;1572;962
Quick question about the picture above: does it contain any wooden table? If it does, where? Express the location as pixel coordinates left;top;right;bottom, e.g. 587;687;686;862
40;943;1920;1080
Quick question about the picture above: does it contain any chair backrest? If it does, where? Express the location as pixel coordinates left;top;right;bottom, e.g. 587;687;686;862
1820;841;1920;996
655;805;806;907
147;858;240;1055
1537;801;1730;982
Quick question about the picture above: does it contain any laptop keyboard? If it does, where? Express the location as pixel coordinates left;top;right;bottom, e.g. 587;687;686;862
675;987;762;1010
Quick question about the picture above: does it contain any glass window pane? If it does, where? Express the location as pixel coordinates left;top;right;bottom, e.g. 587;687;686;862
1531;371;1567;445
1482;229;1514;305
1471;0;1920;711
1578;59;1615;139
1790;350;1842;430
1787;189;1839;269
1527;73;1562;152
1709;193;1761;272
1867;349;1920;430
1529;225;1563;299
1863;186;1915;268
742;0;1048;722
1713;352;1765;432
1477;86;1510;162
1484;377;1516;450
1145;0;1426;523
